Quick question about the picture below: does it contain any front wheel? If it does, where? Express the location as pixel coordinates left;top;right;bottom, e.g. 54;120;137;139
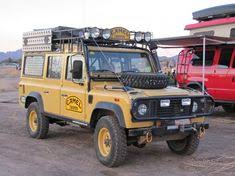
167;133;199;155
94;116;127;167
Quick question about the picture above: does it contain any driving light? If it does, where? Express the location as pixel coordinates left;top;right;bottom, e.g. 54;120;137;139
160;99;170;107
135;32;143;42
138;104;147;115
182;98;191;106
102;29;111;39
144;32;151;42
192;101;198;113
91;27;100;38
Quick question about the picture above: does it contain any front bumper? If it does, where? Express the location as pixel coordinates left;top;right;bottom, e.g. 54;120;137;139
128;122;209;137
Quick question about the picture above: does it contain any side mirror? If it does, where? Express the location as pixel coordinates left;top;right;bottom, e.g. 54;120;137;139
72;60;83;80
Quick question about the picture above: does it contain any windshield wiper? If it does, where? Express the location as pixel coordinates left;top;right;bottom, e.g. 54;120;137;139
91;69;116;74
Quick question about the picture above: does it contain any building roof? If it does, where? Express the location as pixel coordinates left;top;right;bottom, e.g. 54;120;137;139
192;4;235;21
185;17;235;30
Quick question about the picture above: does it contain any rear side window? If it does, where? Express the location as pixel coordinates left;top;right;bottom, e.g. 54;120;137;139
192;50;215;66
24;56;44;76
218;48;233;68
47;56;62;79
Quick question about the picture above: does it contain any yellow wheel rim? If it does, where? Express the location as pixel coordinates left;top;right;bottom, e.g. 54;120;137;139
98;128;112;157
29;110;38;132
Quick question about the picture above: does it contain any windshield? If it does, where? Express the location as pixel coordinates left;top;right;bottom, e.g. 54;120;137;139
88;51;153;73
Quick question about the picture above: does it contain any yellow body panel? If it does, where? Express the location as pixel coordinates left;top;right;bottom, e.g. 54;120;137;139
19;46;205;130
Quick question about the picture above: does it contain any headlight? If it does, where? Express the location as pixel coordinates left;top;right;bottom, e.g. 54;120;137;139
135;32;143;42
144;32;151;42
102;29;111;39
192;101;198;113
138;104;147;115
91;27;100;38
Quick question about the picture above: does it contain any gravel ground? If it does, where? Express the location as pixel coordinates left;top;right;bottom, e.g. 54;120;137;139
0;91;234;176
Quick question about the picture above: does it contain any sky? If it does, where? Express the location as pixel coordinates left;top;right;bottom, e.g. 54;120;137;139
0;0;233;52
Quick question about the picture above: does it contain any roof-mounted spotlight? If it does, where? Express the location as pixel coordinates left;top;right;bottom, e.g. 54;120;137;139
102;29;111;39
84;29;91;39
91;27;100;38
144;32;151;42
135;32;144;42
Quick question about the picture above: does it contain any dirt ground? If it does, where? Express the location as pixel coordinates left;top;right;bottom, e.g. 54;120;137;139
0;67;234;176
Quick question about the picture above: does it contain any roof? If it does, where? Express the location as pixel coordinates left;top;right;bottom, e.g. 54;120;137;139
150;35;235;49
185;17;235;30
192;4;235;21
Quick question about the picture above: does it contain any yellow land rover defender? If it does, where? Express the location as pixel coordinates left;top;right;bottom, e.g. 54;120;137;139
19;26;214;167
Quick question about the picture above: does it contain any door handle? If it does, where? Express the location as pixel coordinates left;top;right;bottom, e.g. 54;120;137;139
43;91;49;94
61;94;68;97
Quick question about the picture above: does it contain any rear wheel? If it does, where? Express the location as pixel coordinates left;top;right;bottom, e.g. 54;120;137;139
222;104;235;113
94;116;127;167
26;102;49;139
167;133;199;155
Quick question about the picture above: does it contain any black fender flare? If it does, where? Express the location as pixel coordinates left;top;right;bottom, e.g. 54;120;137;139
25;92;44;113
94;102;126;127
186;82;205;91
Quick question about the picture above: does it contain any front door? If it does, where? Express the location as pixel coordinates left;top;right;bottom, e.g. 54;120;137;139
60;54;87;123
42;54;63;115
226;49;235;101
213;48;233;101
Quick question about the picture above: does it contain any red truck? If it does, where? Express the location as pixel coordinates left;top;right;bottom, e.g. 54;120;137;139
153;4;235;112
179;5;235;112
176;44;235;112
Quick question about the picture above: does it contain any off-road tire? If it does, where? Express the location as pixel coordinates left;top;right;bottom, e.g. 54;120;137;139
94;116;127;167
120;72;168;89
167;133;199;155
26;102;49;139
222;104;235;113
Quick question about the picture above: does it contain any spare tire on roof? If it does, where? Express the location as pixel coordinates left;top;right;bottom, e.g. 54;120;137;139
120;72;168;89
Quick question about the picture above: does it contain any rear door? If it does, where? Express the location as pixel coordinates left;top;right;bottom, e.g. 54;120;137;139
213;48;233;101
60;54;87;122
42;54;63;115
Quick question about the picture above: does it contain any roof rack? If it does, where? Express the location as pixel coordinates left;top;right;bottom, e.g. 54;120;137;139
23;26;152;52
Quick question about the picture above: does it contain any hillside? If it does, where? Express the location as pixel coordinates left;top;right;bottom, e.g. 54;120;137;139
0;49;22;62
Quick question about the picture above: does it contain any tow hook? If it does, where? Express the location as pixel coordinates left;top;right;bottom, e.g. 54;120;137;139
146;131;153;143
137;131;153;145
198;127;206;138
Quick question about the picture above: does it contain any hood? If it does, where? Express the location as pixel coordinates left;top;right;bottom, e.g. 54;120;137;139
128;86;202;99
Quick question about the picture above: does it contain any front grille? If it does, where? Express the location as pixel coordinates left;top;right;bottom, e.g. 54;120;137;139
132;96;213;121
153;99;191;118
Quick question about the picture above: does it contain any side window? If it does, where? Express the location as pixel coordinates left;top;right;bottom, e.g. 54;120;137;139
47;56;62;79
24;56;44;76
66;55;83;80
218;48;233;68
192;50;215;66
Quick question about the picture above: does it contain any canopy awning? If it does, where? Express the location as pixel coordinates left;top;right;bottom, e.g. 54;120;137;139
150;35;235;49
